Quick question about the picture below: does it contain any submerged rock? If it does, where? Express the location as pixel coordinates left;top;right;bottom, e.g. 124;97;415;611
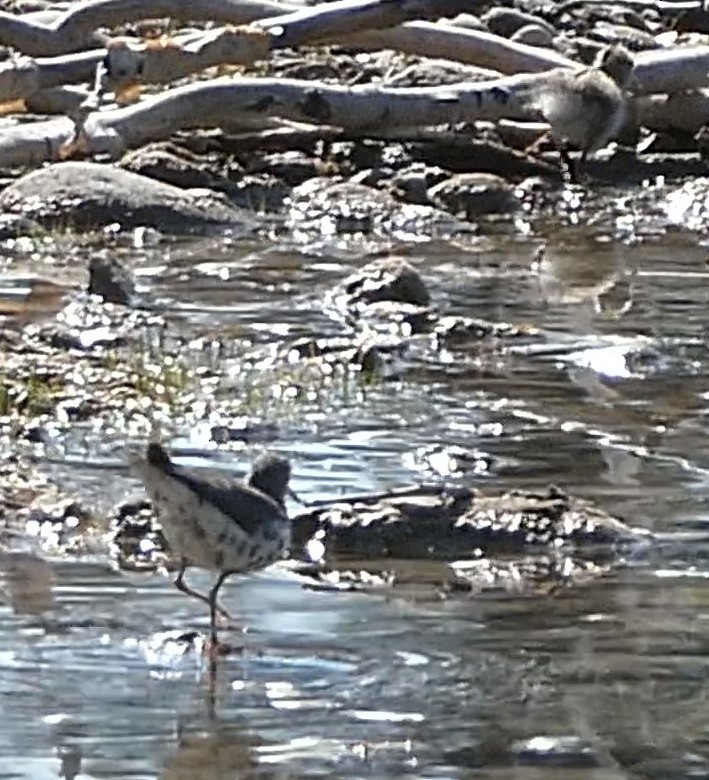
328;257;433;333
428;173;522;218
337;257;431;309
286;179;460;238
0;455;99;554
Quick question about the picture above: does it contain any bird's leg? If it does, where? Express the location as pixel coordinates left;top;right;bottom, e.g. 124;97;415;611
573;150;590;185
558;143;577;185
205;571;234;660
173;562;233;624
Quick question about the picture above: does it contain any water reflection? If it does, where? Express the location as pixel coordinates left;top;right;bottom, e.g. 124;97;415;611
0;552;57;615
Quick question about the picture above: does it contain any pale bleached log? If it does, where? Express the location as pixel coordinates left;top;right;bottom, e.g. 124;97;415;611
0;52;100;104
0;0;475;104
4;69;708;169
25;86;91;116
345;23;574;73
0;0;472;57
0;74;536;168
98;0;471;87
2;0;709;102
0;0;292;57
634;46;709;94
638;91;709;133
256;0;473;46
346;22;709;95
7;60;709;170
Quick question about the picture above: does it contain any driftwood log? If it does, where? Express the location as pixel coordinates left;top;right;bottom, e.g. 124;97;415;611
1;0;709;169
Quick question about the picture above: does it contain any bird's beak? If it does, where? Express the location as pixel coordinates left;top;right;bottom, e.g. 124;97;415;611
288;487;307;506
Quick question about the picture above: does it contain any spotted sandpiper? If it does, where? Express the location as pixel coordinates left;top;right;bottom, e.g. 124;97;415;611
127;443;293;655
522;44;636;180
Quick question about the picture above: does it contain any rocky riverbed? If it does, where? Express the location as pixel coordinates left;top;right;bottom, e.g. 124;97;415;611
3;1;709;777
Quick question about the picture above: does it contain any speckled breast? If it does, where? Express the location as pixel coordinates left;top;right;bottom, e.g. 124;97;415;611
156;494;290;573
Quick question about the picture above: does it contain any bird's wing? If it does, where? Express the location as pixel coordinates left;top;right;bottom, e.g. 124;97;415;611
169;465;287;536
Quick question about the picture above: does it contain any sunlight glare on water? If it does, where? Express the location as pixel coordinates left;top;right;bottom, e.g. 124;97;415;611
4;207;709;778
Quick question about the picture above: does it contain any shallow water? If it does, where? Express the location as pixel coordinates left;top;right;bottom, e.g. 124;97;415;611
4;185;709;778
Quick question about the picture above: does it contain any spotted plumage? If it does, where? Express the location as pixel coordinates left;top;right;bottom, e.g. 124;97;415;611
127;443;292;653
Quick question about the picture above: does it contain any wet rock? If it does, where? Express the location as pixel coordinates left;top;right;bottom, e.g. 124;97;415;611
428;173;521;219
109;480;648;595
290;483;645;563
24;293;164;352
118;142;233;191
510;736;603;768
248;150;330;186
388;164;449;206
0;162;252;234
286;179;459;238
327;257;434;333
482;7;555;38
0;456;99;554
209;419;281;445
511;23;554;47
447;555;613;595
663;178;709;231
337;257;431;309
408;444;494;478
108;496;167;570
87;256;138;307
228;173;290;212
278;333;408;378
433;315;540;348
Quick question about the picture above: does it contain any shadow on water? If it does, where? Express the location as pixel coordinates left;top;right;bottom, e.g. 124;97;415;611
5;188;709;777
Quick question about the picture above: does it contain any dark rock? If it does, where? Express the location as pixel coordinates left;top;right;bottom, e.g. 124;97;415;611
87;256;137;307
118;142;231;190
290;483;647;562
414;139;553;179
228;173;290;212
589;21;659;50
389;164;449;205
482;7;555;37
385;58;499;87
0;162;252;234
287;179;459;238
428;173;521;219
248;150;329;187
510;23;554;47
338;257;431;308
674;6;709;33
